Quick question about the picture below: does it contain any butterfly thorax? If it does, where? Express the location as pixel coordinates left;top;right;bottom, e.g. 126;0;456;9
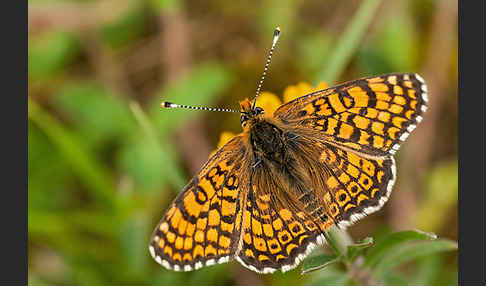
239;99;287;163
247;118;287;165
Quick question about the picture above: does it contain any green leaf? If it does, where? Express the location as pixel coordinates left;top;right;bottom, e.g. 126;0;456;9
71;262;108;286
149;272;187;286
28;30;80;79
119;101;186;192
28;99;117;211
301;254;340;275
118;137;184;191
372;239;457;278
28;122;73;211
63;210;120;237
364;229;437;268
346;237;373;262
305;268;353;286
29;209;70;238
381;272;409;286
98;3;146;49
150;62;232;134
56;82;137;148
187;263;230;286
119;213;149;276
29;210;119;261
409;255;442;286
307;276;353;286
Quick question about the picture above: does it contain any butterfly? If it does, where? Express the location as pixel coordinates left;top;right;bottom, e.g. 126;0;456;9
148;28;428;274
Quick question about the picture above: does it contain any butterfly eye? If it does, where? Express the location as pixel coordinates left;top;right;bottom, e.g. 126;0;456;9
255;107;264;114
240;114;248;127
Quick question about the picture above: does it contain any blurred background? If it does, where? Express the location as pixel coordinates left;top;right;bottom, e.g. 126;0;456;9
28;0;457;285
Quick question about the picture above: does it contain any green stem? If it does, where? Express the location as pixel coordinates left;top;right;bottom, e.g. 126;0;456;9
129;101;160;145
129;100;186;189
326;226;354;256
326;227;381;286
315;0;383;85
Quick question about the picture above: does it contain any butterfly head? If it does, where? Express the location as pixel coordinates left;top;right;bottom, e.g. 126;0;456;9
239;98;265;128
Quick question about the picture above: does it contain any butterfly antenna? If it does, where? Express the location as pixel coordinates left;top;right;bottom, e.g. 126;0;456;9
161;101;241;114
252;27;281;109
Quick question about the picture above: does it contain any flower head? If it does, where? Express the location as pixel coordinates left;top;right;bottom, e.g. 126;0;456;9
283;82;329;103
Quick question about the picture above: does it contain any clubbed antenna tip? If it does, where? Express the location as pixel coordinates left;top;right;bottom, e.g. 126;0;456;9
252;26;281;109
161;101;176;108
273;27;281;45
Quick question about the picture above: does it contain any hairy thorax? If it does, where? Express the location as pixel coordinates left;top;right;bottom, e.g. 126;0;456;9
247;118;288;165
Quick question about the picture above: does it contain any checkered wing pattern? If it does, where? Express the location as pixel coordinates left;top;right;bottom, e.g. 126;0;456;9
312;142;396;229
236;179;326;274
234;136;396;273
274;73;428;156
149;136;246;271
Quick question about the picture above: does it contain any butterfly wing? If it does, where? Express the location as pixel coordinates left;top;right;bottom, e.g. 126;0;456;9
304;140;396;229
236;166;327;273
235;127;397;273
274;73;428;156
149;136;247;271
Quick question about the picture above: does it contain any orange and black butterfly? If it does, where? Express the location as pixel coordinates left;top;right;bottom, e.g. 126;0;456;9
149;28;428;273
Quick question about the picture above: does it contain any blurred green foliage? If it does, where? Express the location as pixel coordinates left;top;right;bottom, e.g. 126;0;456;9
28;0;457;285
29;31;80;79
301;229;456;285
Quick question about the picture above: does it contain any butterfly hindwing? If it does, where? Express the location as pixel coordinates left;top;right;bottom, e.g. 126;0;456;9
274;73;428;157
312;143;396;228
149;136;246;271
274;128;397;229
235;174;326;273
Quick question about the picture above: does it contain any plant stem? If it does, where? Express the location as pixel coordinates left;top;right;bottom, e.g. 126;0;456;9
326;226;354;255
326;227;381;286
314;0;383;85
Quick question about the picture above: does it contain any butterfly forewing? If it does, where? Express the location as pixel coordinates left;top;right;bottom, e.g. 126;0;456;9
274;73;428;157
149;136;247;271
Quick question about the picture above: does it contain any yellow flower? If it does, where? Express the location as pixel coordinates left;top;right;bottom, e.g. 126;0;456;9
216;131;237;149
283;82;329;103
212;81;328;156
209;131;236;158
254;91;282;116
